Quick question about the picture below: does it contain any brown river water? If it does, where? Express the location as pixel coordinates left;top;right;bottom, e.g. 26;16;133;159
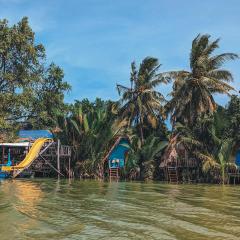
0;179;240;240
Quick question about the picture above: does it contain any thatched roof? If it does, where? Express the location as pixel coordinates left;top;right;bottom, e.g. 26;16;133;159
160;135;178;168
160;134;197;168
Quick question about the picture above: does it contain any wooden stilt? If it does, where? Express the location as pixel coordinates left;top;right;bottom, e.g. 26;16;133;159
57;139;60;179
2;146;4;164
8;139;71;179
68;157;71;179
39;155;64;177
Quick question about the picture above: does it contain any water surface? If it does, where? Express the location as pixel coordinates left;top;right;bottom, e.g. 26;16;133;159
0;179;240;240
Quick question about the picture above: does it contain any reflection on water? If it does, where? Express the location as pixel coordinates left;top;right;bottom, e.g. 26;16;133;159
0;179;240;240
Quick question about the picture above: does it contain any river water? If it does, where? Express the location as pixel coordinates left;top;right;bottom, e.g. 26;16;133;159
0;179;240;240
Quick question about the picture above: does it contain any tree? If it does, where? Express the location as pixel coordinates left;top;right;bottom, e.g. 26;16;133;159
0;17;71;137
225;95;240;146
127;136;168;180
174;113;235;184
201;138;233;184
57;99;124;178
28;63;71;129
0;17;45;129
167;34;238;127
117;57;168;145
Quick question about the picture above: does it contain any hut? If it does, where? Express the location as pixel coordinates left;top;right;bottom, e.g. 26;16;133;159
160;135;198;183
236;150;240;166
227;148;240;184
103;136;130;180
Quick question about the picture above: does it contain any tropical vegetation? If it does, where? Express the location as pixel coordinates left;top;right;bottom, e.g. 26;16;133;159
1;18;239;183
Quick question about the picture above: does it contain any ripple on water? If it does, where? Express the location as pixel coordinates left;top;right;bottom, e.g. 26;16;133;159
0;179;240;240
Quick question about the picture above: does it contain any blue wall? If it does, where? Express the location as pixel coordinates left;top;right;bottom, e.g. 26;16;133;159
108;139;130;169
236;150;240;167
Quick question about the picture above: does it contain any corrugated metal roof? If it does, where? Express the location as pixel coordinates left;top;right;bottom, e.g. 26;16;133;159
0;142;30;147
18;130;53;140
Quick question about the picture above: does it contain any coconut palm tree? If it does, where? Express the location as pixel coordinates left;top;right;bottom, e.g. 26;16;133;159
167;34;238;127
174;117;235;184
117;57;168;145
126;135;168;180
225;95;240;147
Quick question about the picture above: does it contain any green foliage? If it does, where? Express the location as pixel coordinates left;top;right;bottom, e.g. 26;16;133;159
0;17;70;138
28;63;71;129
162;34;239;183
57;99;124;178
125;131;168;180
117;57;168;144
201;138;234;184
166;34;238;127
224;95;240;146
175;113;236;183
0;18;239;183
0;17;45;135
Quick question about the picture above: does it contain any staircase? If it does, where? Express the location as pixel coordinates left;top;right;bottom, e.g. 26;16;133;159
167;166;178;183
109;168;119;181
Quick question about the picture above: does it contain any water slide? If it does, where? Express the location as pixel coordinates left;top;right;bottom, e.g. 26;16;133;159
1;138;51;178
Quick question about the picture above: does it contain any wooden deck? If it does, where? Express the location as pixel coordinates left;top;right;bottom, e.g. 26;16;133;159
29;140;72;178
160;157;199;183
227;170;240;184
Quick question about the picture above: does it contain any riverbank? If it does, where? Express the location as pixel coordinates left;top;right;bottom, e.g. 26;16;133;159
0;179;240;240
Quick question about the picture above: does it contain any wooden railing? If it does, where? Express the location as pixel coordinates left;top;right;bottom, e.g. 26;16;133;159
178;157;198;168
161;157;198;168
60;145;71;156
41;142;71;157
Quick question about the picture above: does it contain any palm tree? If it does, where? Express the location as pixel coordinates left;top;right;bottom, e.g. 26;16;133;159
117;57;168;145
175;118;235;184
225;95;240;147
201;138;234;184
167;34;238;127
126;135;168;180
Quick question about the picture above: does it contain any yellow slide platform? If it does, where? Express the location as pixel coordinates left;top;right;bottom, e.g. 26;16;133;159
2;138;51;177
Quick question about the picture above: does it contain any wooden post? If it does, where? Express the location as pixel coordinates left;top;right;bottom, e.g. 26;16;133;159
8;148;11;164
68;157;71;179
2;146;4;164
57;139;60;179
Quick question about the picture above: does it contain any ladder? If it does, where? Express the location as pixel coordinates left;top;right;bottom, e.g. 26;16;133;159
167;166;178;183
109;168;119;181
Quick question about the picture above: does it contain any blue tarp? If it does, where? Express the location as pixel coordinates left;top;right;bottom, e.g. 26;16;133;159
18;130;53;140
236;150;240;167
108;138;130;169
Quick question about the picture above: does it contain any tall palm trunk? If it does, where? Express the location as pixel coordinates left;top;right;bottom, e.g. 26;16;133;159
139;116;144;146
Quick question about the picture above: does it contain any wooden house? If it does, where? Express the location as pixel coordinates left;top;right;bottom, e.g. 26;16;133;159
160;135;199;183
103;136;130;180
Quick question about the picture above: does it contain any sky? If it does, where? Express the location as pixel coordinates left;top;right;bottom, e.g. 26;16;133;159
0;0;240;106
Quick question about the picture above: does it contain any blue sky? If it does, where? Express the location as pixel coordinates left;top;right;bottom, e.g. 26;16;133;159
1;0;239;105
